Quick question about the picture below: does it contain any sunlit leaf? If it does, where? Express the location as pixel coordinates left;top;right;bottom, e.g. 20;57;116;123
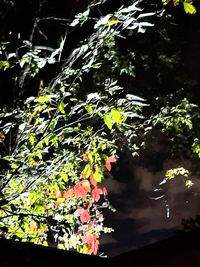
83;164;92;178
183;2;196;14
104;114;113;129
111;109;122;123
93;170;103;182
107;17;118;26
58;101;65;114
37;95;51;104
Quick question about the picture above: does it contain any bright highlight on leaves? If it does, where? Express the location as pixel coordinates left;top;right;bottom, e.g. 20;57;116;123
104;114;113;129
183;2;196;14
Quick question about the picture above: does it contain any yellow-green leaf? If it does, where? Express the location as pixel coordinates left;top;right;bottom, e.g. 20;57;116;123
173;0;180;6
107;17;118;26
83;164;92;178
183;2;196;14
59;172;68;182
111;109;122;124
0;61;10;69
37;95;51;104
29;134;36;146
92;62;102;69
104;114;113;129
58;101;65;114
93;170;103;182
85;105;93;114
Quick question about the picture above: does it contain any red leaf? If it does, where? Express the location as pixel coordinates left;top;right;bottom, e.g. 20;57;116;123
92;188;103;202
107;156;117;163
74;180;91;199
87;200;93;210
88;221;94;229
102;187;108;196
80;210;90;223
74;206;84;216
82;233;99;255
105;160;111;171
55;202;61;207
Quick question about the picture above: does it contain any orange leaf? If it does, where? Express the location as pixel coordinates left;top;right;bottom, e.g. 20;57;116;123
81;171;86;179
52;189;62;198
90;173;97;187
63;188;74;199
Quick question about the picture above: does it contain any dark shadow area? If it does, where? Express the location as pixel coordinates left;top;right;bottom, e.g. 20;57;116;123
1;229;200;267
109;229;200;266
0;238;105;267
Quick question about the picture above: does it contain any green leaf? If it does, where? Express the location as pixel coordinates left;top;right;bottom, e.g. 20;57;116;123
58;102;65;114
83;164;92;178
0;61;10;69
111;109;122;123
37;95;51;104
104;114;113;129
183;2;196;14
70;98;78;102
44;136;50;146
85;105;93;114
59;172;68;182
107;17;118;26
173;0;180;6
92;62;102;69
35;150;42;160
29;134;36;146
34;205;45;214
93;170;103;182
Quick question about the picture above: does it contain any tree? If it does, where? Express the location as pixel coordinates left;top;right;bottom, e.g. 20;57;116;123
0;0;154;255
0;0;200;256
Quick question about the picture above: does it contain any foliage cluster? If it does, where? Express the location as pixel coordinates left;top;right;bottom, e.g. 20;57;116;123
0;0;154;255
